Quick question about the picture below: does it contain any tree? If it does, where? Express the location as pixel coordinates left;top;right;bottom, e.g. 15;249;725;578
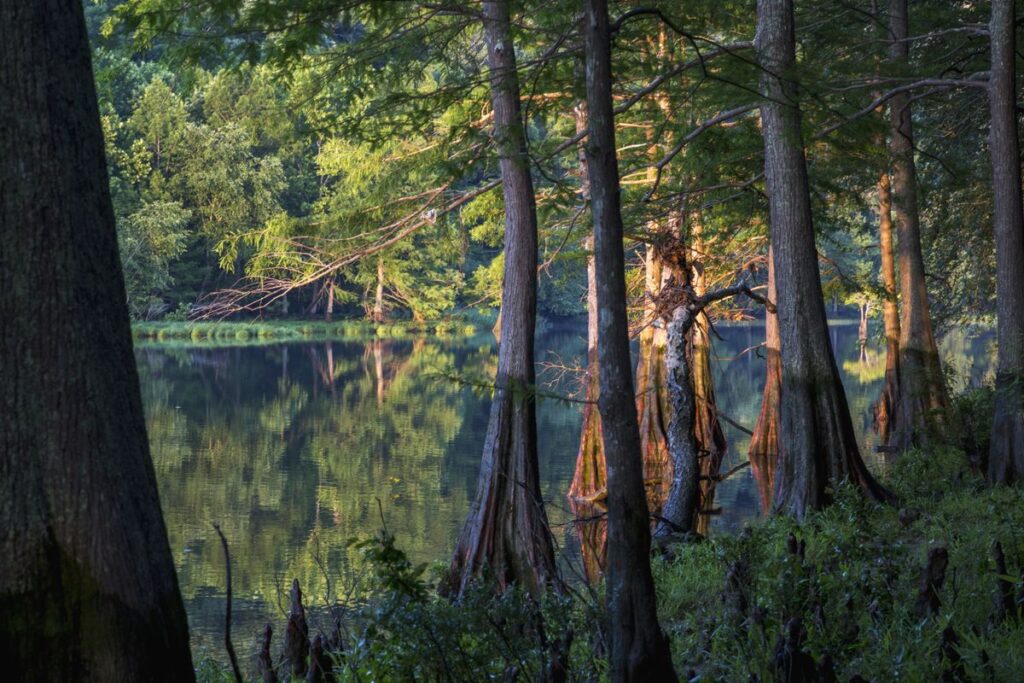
886;0;949;450
0;0;194;679
756;0;890;517
874;158;900;445
748;249;780;511
446;0;556;596
583;0;678;678
986;0;1024;483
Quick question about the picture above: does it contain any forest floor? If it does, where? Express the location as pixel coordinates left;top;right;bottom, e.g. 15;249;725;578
195;429;1024;682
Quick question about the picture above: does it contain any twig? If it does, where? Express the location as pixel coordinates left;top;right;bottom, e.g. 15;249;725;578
212;523;244;683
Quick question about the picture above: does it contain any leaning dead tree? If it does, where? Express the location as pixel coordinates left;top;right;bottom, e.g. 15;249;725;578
654;255;772;538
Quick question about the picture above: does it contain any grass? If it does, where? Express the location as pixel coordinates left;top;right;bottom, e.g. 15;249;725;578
131;318;482;347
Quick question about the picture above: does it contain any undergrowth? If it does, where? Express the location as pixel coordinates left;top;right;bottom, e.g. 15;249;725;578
197;448;1023;682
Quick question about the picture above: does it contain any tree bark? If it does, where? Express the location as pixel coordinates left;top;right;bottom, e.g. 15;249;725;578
0;1;195;679
887;0;949;450
756;0;891;518
656;300;702;538
635;245;672;509
749;250;780;512
584;0;678;678
689;222;727;537
569;101;606;502
569;235;606;500
371;259;385;323
447;0;556;596
874;162;901;444
987;0;1024;483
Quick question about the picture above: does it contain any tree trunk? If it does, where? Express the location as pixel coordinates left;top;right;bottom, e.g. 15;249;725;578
887;0;949;450
749;250;781;512
656;302;702;538
569;237;606;500
635;245;672;509
324;275;335;322
569;100;606;503
446;0;555;596
0;1;195;679
874;163;901;444
371;258;385;323
583;0;678;678
756;0;891;518
987;0;1024;483
689;221;727;537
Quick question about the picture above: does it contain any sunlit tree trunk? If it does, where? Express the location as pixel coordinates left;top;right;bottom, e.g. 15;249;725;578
324;275;335;322
584;0;677;677
689;220;727;536
987;0;1024;483
874;162;901;444
447;0;555;596
0;1;195;678
371;258;386;323
749;250;780;512
570;237;606;500
757;0;891;518
635;245;672;509
569;99;606;503
887;0;949;450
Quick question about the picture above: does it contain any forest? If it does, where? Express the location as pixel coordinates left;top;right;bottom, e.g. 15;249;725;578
1;0;1023;681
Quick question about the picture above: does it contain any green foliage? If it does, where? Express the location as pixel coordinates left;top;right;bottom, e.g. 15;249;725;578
656;447;1024;681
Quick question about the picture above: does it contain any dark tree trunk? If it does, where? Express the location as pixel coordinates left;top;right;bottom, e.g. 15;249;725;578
874;163;901;444
987;0;1024;483
749;250;780;512
583;0;678;678
447;0;556;596
887;0;949;450
0;1;195;680
756;0;891;518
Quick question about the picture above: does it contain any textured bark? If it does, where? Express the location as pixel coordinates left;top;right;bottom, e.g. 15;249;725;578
987;0;1024;483
569;102;606;503
689;224;727;536
569;237;606;501
656;303;702;538
635;246;672;510
756;0;891;518
749;251;780;512
0;1;195;679
887;0;949;450
584;0;677;678
874;164;901;445
447;0;555;596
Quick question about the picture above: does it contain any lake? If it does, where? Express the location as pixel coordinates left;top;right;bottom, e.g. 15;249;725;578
136;319;995;664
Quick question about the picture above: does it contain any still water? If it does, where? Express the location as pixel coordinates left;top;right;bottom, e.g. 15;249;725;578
135;320;995;662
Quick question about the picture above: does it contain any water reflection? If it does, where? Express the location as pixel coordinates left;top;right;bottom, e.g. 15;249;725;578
136;320;994;661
